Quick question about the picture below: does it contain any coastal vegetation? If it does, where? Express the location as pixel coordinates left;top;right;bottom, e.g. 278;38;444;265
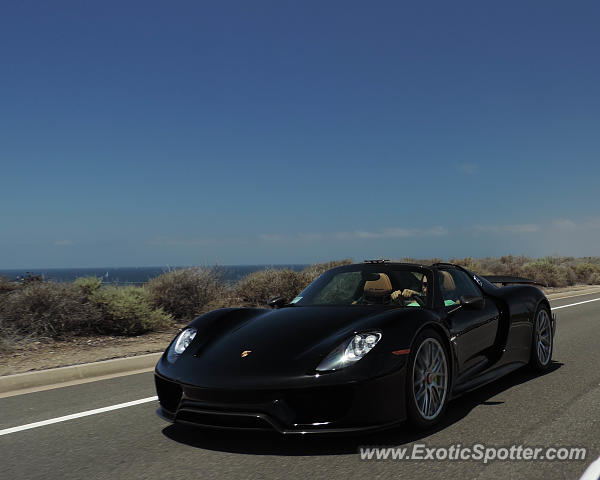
1;256;599;350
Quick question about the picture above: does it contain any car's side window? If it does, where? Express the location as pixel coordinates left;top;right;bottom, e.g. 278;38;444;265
439;269;481;306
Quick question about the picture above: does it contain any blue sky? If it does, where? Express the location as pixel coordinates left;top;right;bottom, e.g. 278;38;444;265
1;0;599;268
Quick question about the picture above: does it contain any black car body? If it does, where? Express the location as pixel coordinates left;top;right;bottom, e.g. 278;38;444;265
155;261;556;434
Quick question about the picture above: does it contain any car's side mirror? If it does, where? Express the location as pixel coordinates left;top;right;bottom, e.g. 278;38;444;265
460;295;484;310
267;296;287;309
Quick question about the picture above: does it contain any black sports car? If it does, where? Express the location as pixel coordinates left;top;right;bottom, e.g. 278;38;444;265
155;261;556;434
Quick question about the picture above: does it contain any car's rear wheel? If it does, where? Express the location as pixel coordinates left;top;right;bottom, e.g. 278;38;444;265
406;329;450;428
530;305;553;372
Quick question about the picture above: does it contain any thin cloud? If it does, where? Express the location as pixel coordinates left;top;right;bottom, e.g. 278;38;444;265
458;163;478;175
258;233;288;242
259;226;448;243
53;240;73;246
259;233;323;243
552;218;600;230
146;237;216;247
298;233;324;241
475;224;540;233
341;226;447;239
585;218;600;228
552;219;577;229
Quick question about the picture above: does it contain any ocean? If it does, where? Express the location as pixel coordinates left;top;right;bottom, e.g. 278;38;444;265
0;265;308;286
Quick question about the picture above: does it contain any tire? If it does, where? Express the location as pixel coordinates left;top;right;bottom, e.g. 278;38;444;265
406;329;450;428
529;305;553;372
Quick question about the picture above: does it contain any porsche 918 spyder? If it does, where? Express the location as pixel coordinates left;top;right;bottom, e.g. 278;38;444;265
155;261;556;434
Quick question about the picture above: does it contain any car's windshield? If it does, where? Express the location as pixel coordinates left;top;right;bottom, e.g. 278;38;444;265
290;266;431;307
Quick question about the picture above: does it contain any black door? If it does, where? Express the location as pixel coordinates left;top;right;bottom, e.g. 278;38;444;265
438;268;500;374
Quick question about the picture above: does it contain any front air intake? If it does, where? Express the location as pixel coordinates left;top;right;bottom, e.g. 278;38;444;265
155;375;182;413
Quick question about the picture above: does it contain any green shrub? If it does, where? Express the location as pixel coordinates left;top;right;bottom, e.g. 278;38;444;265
397;257;444;267
0;314;17;353
21;273;44;286
0;328;17;354
2;256;599;346
485;255;530;276
448;257;491;275
564;265;578;285
575;263;600;284
0;281;172;339
146;267;225;321
233;269;307;306
90;286;172;335
73;276;103;295
0;276;19;295
0;282;103;338
300;259;353;283
389;255;600;287
520;261;571;287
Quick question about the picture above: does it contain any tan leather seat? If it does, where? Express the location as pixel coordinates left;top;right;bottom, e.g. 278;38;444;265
440;271;457;301
363;273;393;297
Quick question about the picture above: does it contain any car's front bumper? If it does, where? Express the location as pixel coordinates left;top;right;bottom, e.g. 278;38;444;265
154;368;407;435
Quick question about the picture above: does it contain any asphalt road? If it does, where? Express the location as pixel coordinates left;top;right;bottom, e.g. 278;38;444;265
2;293;599;480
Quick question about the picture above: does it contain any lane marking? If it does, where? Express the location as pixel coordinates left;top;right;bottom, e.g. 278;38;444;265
0;396;157;436
551;297;600;310
548;290;600;301
580;456;600;480
2;295;600;437
0;367;155;399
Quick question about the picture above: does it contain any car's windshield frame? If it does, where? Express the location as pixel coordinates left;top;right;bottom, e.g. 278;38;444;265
290;264;435;308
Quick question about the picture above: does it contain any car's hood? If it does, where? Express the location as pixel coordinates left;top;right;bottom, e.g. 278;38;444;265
163;305;406;387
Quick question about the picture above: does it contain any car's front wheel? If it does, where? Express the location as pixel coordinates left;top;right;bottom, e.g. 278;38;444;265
406;329;450;428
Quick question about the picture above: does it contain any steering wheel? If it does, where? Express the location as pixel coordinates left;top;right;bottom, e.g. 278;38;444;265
409;293;426;307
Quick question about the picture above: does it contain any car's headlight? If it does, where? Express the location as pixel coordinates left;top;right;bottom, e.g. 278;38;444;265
316;332;382;372
167;328;197;362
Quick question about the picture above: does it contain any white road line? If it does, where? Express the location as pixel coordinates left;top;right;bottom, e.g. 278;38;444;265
579;456;600;480
0;396;157;436
551;297;600;310
2;295;600;437
549;290;600;301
